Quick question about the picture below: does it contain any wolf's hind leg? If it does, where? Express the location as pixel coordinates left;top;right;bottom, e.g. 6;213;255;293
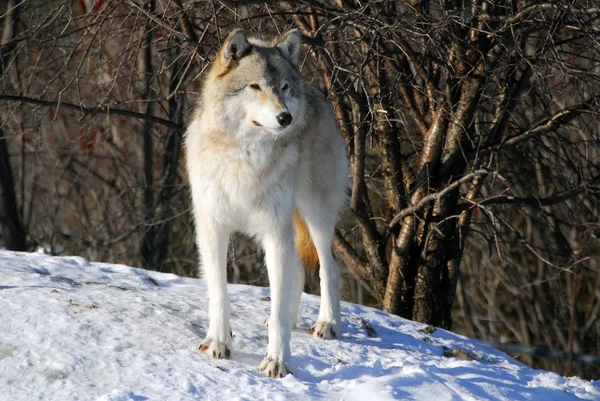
196;220;233;359
300;206;342;339
290;259;304;328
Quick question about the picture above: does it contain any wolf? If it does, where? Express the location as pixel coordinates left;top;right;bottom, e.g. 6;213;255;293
184;28;348;378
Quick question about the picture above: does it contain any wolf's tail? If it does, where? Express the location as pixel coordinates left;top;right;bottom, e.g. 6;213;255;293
293;209;319;271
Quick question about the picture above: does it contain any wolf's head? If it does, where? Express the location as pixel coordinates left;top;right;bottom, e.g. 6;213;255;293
205;29;306;136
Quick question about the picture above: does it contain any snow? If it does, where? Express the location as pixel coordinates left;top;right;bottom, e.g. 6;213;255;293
0;250;598;401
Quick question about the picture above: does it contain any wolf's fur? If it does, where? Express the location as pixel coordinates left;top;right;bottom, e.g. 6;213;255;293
184;28;348;377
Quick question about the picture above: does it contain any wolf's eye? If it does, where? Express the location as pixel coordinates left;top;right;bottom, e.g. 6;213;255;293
249;84;261;91
282;83;289;91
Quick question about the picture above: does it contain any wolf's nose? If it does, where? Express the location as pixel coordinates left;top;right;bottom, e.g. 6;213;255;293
276;112;292;127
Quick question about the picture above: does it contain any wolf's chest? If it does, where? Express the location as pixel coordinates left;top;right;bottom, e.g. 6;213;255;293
191;137;298;199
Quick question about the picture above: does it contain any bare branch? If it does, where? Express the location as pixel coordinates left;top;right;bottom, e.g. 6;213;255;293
390;170;491;229
0;95;183;131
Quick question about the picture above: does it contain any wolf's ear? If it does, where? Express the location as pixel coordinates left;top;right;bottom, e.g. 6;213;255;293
220;29;251;68
275;29;302;67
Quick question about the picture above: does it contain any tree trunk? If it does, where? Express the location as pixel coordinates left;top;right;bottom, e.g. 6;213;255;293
139;0;158;270
0;1;26;251
151;53;186;272
0;127;27;251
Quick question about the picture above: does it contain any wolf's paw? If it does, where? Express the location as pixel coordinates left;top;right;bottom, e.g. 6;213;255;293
310;319;341;339
198;337;233;359
259;356;289;378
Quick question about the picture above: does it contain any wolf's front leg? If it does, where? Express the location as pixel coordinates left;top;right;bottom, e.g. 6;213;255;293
260;224;297;377
196;220;233;359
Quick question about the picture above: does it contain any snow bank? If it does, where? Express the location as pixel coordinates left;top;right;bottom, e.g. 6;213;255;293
0;250;598;400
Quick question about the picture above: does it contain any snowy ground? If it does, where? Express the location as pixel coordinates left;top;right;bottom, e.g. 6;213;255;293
0;250;598;401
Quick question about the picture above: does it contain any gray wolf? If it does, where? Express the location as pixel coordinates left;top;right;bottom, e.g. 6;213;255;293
184;28;348;377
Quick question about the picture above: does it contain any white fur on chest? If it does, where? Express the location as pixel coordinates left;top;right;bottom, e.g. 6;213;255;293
186;119;299;231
